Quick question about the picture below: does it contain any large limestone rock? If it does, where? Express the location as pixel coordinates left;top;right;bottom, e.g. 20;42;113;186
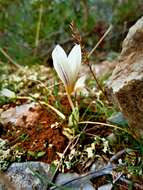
106;17;143;135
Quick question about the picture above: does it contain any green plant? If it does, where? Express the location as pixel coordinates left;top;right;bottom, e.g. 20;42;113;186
27;150;46;159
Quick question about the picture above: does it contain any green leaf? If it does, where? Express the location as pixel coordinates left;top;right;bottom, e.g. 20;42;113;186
68;107;79;127
27;150;35;157
36;151;46;158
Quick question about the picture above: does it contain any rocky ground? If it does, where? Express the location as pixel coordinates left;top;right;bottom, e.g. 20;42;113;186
0;17;143;190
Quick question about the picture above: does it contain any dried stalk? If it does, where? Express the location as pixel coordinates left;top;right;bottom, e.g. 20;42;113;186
87;25;112;101
0;47;22;69
88;25;112;58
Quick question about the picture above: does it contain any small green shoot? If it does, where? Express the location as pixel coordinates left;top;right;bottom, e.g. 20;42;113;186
27;151;46;159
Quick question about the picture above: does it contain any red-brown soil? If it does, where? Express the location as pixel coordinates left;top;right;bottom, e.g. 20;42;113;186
1;105;68;163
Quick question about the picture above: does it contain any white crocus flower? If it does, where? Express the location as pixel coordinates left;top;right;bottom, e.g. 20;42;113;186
52;44;82;94
74;75;86;92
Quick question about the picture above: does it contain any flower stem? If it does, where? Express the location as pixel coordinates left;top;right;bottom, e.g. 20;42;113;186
67;93;75;111
88;63;109;101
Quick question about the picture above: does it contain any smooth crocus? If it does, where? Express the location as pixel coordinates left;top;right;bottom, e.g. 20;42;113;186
52;44;82;94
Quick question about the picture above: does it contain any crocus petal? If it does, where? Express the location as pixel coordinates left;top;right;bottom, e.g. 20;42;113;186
74;75;86;92
68;44;81;79
52;45;71;86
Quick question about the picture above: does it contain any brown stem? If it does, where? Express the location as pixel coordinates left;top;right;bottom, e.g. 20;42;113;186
88;62;108;99
88;25;112;58
87;25;113;101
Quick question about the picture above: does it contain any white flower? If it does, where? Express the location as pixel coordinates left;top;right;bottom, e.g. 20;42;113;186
1;88;15;98
74;75;86;92
52;44;82;94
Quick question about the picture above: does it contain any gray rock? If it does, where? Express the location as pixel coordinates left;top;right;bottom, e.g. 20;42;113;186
5;162;51;190
54;173;94;190
121;17;143;57
3;163;95;190
106;16;143;135
98;183;112;190
107;112;128;127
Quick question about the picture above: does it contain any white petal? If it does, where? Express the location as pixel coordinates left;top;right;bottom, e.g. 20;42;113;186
52;45;71;86
1;88;15;98
74;75;86;92
68;44;81;79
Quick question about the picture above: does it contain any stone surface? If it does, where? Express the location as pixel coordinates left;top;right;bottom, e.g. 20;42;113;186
106;16;143;134
54;173;94;190
2;162;95;190
107;112;128;127
0;103;36;126
0;161;117;190
5;162;51;190
98;183;112;190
